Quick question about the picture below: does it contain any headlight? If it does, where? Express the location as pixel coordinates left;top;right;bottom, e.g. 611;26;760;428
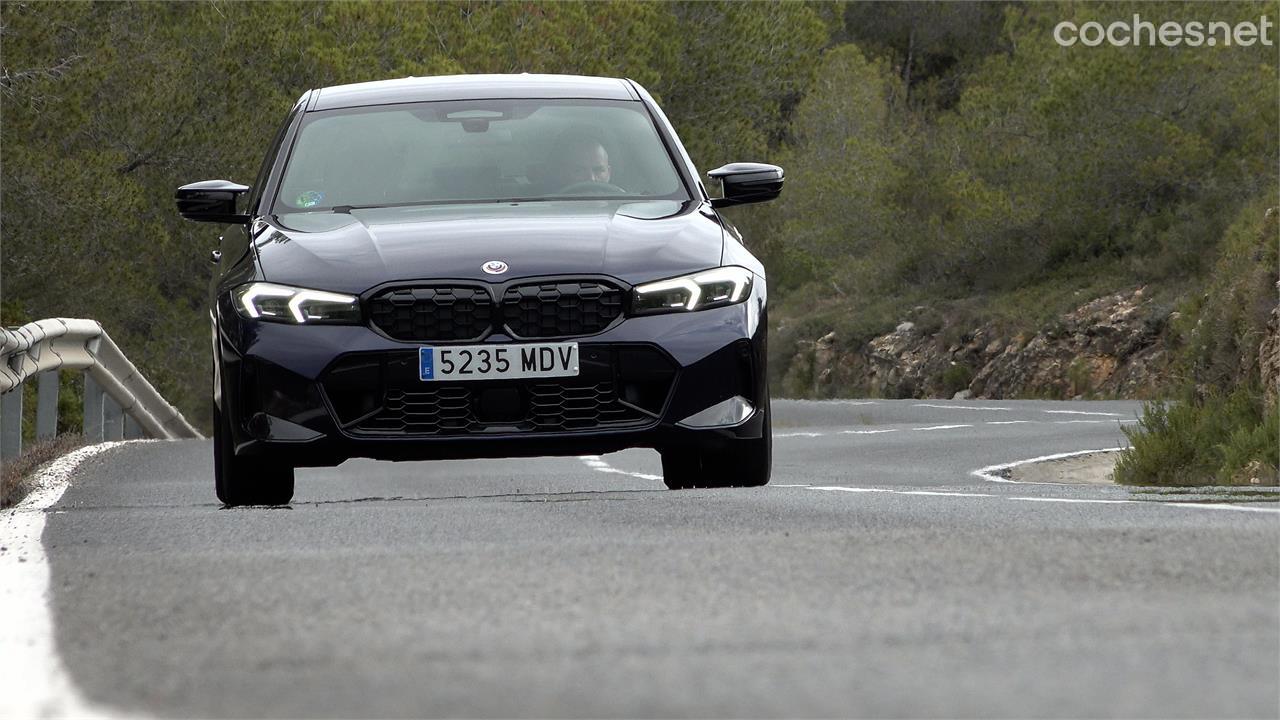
632;266;754;315
232;282;360;324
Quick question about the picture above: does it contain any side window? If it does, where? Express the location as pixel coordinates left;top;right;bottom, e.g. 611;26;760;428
246;105;301;215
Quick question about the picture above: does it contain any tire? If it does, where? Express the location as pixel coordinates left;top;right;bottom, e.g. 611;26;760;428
213;407;294;506
662;401;771;490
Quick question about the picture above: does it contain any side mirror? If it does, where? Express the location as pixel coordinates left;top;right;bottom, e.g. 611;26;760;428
175;180;250;224
707;163;784;208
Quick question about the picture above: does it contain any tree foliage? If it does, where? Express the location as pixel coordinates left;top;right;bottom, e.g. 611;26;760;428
2;0;1275;443
0;0;828;425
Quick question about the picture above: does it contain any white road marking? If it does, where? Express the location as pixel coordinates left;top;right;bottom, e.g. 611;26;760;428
773;484;813;487
1160;502;1280;514
775;431;827;438
1043;410;1126;417
1009;496;1280;513
987;420;1034;425
0;441;133;720
914;403;1011;411
896;486;993;491
839;429;899;435
808;484;1279;514
577;455;662;481
971;447;1128;484
1053;419;1118;424
915;424;973;431
1010;496;1136;505
810;486;994;499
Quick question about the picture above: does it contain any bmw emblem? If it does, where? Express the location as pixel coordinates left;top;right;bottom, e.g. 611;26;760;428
482;260;509;275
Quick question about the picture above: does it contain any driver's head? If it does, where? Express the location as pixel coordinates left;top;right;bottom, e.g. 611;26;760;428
555;137;611;185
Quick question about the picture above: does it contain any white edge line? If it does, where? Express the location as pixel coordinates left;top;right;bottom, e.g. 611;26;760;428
775;429;904;438
1009;496;1280;514
1009;496;1136;505
914;403;1011;411
811;484;1279;514
577;455;661;482
1158;502;1280;514
897;490;996;497
0;441;137;720
1043;410;1126;417
914;424;973;431
825;400;879;406
971;447;1129;484
839;429;899;435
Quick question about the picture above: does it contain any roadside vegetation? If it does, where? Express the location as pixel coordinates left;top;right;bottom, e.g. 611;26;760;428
2;1;1275;485
1115;206;1280;485
1115;390;1278;486
0;434;84;508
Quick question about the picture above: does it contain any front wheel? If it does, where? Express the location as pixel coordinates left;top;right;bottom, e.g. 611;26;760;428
661;409;771;490
213;407;294;506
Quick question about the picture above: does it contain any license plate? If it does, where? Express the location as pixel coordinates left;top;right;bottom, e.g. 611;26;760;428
419;342;578;381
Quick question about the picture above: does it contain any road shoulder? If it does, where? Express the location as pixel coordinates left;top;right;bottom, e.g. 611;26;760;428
1008;450;1120;485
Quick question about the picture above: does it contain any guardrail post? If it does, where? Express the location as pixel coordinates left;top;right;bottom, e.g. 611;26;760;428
0;390;21;461
36;370;59;440
124;415;144;440
84;373;104;443
103;395;124;441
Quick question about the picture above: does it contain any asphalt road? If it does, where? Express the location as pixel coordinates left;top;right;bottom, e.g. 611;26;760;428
40;399;1280;718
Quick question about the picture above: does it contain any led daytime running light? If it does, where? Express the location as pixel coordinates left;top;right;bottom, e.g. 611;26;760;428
288;289;360;323
635;277;702;310
692;267;750;303
234;282;359;324
632;266;753;313
239;284;294;319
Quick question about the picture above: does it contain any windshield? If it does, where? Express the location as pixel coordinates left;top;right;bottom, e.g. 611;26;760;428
274;99;688;212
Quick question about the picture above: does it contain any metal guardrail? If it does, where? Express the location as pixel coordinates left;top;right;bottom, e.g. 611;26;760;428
0;318;202;460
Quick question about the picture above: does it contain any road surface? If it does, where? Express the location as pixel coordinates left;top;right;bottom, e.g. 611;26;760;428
20;399;1280;717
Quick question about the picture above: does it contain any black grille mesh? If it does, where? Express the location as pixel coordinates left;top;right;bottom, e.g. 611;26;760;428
501;281;625;338
353;380;646;435
367;280;624;341
368;286;494;342
357;386;479;435
322;345;676;437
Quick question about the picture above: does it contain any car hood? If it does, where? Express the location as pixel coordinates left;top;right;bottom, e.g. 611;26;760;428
255;200;724;294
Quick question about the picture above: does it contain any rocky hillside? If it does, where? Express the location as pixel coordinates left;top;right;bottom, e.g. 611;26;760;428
782;288;1173;400
1262;303;1280;408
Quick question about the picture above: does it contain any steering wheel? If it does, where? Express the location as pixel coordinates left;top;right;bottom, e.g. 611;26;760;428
554;181;627;196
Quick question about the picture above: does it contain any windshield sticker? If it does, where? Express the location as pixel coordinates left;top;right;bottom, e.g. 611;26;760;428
296;190;324;208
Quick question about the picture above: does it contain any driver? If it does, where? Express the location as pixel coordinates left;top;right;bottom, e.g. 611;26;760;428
553;137;613;188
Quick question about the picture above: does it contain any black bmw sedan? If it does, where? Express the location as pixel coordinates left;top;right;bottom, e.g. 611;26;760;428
177;74;783;506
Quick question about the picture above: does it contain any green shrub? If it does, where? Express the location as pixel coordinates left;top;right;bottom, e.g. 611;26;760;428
1114;386;1276;486
1067;358;1092;398
938;363;974;396
1218;406;1279;484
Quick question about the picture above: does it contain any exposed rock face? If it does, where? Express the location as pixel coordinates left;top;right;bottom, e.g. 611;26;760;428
786;288;1169;399
1261;302;1280;408
972;289;1166;399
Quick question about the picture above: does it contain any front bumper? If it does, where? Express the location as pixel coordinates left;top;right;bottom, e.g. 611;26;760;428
215;288;767;467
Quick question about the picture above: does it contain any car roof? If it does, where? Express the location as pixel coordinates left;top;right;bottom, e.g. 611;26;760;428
310;74;637;111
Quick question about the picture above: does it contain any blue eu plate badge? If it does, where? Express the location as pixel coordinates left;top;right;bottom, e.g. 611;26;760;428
419;347;434;380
